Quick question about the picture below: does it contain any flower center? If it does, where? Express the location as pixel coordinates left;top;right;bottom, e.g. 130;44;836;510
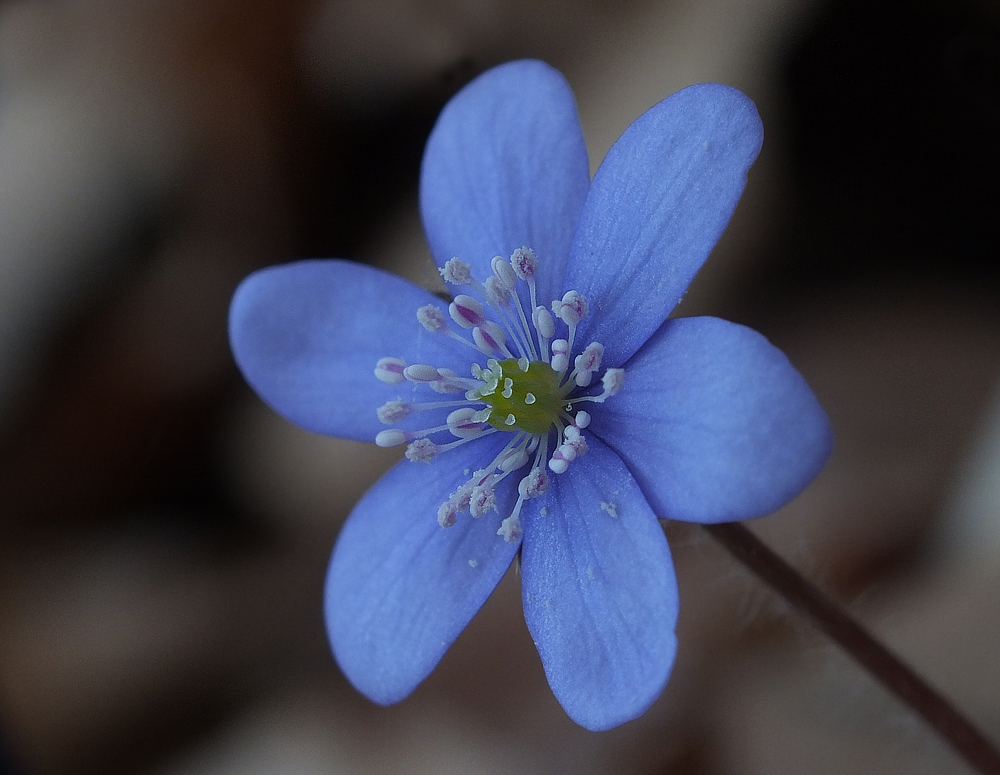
371;247;625;543
474;358;565;435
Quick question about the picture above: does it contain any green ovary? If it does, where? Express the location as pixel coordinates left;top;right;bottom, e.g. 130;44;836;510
483;359;566;435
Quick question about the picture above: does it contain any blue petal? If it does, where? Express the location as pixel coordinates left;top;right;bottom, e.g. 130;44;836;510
229;259;472;442
326;433;520;704
594;316;832;523
420;59;591;306
566;84;763;366
521;438;678;731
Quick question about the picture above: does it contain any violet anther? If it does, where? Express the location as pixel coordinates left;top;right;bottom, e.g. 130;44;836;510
228;60;832;731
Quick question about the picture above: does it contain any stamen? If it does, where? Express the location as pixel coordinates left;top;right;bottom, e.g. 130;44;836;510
403;363;441;383
511;247;538;280
447;407;488;438
440;257;473;285
491;255;518;289
552;290;588;326
550;339;569;373
484;275;510;307
375;429;407;448
375;357;407;384
497;515;522;542
405;438;439;462
449;295;485;329
417;305;447;332
377;400;412;424
472;321;510;356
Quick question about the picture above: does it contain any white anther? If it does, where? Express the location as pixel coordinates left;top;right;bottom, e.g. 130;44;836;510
567;434;589;457
375;357;406;384
447;407;485;438
548;457;568;474
497;515;523;542
449;294;485;328
533;306;555;338
551;339;568;356
575;342;604;373
575;411;591;428
551;353;569;372
500;448;530;472
484;275;511;306
405;438;439;462
440;257;473;285
403;363;440;383
518;467;549;498
511;247;538;280
601;368;625;397
556;442;577;462
375;429;407;448
552;290;588;325
491;255;518;288
574;371;594;388
437;500;459;528
470;482;497;518
564;425;581;441
377;400;412;424
417;305;447;332
472;320;506;354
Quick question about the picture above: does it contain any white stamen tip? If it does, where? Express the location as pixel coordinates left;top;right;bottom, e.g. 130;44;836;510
417;305;447;332
533;306;555;339
575;342;604;373
376;429;407;448
447;407;486;438
377;400;412;424
437;501;458;528
375;357;406;384
484;275;511;306
575;411;591;428
500;448;530;472
403;363;440;383
518;467;549;498
574;371;593;387
491;255;518;289
497;515;523;542
470;482;497;518
472;320;506;354
510;247;538;280
405;438;439;462
449;294;485;329
601;368;625;397
440;258;473;285
552;290;588;325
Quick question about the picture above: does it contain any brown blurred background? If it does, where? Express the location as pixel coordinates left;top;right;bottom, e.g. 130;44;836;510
0;0;999;773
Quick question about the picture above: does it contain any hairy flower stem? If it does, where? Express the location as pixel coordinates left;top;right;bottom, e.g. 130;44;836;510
702;521;1000;775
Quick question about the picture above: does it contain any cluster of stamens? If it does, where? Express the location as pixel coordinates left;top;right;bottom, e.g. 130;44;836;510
373;247;624;543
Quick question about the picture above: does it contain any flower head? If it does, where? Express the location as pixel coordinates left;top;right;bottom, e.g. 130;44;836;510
228;60;832;730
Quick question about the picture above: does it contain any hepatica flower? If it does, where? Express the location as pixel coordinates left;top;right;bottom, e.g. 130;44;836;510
229;60;832;730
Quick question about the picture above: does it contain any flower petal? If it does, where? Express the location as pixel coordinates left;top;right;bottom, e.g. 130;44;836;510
566;84;763;366
594;316;832;523
521;438;678;731
326;434;520;705
229;259;471;442
420;59;590;305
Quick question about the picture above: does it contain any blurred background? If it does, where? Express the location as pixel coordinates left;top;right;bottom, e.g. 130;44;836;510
1;0;999;772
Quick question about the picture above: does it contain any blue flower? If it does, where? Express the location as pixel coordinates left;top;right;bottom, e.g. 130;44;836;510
229;60;832;731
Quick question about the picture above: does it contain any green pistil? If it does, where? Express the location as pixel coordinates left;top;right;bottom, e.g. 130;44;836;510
478;359;566;435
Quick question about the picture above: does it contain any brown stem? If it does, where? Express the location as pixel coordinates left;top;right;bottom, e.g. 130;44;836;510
702;520;1000;775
